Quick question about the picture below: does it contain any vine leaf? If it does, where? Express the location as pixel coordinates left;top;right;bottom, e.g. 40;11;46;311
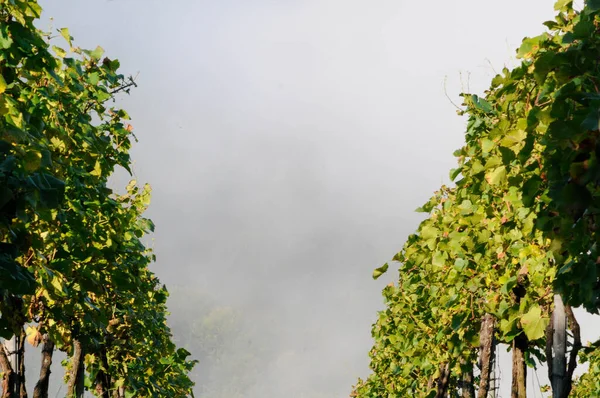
587;0;600;12
25;326;42;347
373;263;389;280
485;166;507;186
59;27;72;47
521;305;549;341
555;0;573;10
581;108;600;131
0;74;6;94
517;34;548;59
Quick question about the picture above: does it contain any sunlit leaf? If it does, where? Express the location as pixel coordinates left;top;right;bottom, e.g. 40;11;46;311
485;166;506;186
373;263;389;280
521;305;549;341
59;27;72;47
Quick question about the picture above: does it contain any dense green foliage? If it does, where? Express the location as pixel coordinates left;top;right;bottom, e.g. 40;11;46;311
0;1;195;396
353;1;600;396
572;340;600;395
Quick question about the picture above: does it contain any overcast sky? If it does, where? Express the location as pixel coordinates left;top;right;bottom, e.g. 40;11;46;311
38;1;598;397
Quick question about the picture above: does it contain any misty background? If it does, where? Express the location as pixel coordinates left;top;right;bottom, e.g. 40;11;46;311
33;1;599;397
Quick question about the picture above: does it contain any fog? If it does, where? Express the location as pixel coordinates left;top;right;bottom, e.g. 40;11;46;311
37;1;598;397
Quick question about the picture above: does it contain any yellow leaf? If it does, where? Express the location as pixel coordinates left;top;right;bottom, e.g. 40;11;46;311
90;160;102;176
25;326;42;347
0;74;6;94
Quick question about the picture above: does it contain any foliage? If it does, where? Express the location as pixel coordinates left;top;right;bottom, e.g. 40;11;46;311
571;340;600;396
0;0;195;396
353;0;600;396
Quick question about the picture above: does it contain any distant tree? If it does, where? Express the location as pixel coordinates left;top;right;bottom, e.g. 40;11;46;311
167;288;264;398
353;1;600;397
168;287;341;398
0;1;195;396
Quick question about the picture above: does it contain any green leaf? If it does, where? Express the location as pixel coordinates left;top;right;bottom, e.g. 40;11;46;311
372;263;389;280
458;200;474;215
87;72;100;85
470;160;484;174
500;130;526;150
517;34;548;59
420;225;439;240
521;305;549;340
52;45;66;58
454;258;468;271
587;0;600;11
485;166;507;186
90;46;104;60
40;150;53;168
555;0;573;10
471;95;493;113
0;25;13;49
117;109;131;119
499;316;519;336
0;253;36;294
432;251;447;268
558;260;574;275
481;138;495;154
0;186;13;209
484;156;502;170
500;275;517;295
59;27;72;47
24;2;42;18
23;150;42;172
581;109;600;131
534;52;556;84
451;313;465;330
449;167;461;181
